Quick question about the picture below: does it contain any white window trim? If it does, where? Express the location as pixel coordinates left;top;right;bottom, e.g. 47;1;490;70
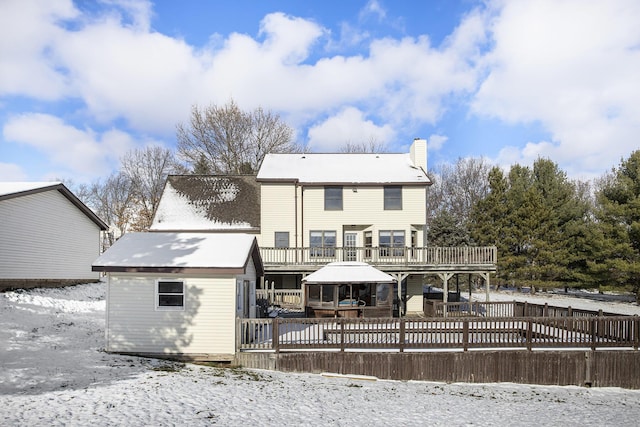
155;279;186;311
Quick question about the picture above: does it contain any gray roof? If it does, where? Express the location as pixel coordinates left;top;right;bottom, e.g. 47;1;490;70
0;181;108;230
150;175;260;232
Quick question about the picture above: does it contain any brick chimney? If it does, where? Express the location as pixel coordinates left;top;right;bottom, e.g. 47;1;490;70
410;138;427;171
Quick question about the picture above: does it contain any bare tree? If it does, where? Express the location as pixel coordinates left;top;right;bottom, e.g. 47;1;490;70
426;157;492;240
339;138;387;153
89;172;135;248
176;100;301;174
121;145;178;231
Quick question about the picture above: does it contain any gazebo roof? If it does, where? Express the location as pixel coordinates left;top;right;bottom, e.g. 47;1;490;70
302;262;396;284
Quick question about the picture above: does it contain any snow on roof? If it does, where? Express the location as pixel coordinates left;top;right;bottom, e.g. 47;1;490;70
302;262;397;284
151;176;259;231
0;181;61;197
256;153;430;184
93;232;258;270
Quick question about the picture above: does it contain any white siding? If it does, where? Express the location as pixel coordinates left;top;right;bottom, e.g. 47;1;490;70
300;185;426;247
259;183;427;248
106;259;258;356
405;274;424;314
0;190;101;280
259;183;298;247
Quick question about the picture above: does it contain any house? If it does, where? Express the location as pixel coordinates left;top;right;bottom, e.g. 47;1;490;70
92;232;263;361
256;138;432;314
0;182;108;290
149;138;497;318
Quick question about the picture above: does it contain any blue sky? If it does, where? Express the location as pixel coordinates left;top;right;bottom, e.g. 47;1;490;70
1;0;639;184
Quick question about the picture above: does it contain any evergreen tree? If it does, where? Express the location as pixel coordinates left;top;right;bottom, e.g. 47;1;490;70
591;150;640;301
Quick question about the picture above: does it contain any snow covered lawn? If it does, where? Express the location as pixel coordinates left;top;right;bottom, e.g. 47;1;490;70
2;282;640;426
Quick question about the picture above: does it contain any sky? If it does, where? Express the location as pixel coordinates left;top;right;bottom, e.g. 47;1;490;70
1;0;639;185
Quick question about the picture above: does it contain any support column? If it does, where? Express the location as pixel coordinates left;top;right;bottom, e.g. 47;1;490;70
394;273;408;317
437;272;454;317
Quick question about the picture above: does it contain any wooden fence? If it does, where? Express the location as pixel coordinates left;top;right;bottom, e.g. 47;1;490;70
238;315;640;353
424;300;621;318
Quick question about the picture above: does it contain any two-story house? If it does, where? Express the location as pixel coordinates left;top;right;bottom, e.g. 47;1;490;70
150;138;496;316
256;138;431;314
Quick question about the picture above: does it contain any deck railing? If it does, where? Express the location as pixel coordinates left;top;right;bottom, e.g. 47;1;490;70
237;315;640;352
256;289;304;310
259;246;497;268
424;300;622;318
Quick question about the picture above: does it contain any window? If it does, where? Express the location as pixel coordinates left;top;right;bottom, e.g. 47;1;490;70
364;230;372;258
324;186;343;210
275;232;290;248
384;186;402;210
157;280;184;309
379;230;405;257
310;230;336;257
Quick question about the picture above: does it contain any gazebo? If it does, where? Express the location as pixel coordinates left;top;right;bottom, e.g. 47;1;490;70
303;262;396;318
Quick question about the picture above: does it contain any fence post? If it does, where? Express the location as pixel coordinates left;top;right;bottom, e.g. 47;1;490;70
567;306;572;317
399;319;406;352
463;320;469;351
590;318;597;351
526;319;532;351
340;319;345;352
634;316;639;351
273;318;280;354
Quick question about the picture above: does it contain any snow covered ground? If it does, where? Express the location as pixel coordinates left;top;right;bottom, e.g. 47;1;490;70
2;282;640;426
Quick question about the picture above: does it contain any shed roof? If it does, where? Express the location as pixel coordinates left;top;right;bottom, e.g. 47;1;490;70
150;175;260;232
302;262;396;284
92;232;263;275
257;153;430;185
0;181;108;230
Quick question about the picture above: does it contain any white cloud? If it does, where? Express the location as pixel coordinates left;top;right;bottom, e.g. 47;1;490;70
428;134;448;151
2;113;137;181
0;0;78;99
0;163;28;181
307;107;395;151
474;0;640;178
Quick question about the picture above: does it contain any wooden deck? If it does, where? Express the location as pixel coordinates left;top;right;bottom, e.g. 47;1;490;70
260;246;497;273
238;315;640;352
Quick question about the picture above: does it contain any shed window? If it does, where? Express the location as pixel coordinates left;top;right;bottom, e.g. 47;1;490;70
384;186;402;210
157;280;184;310
324;186;343;210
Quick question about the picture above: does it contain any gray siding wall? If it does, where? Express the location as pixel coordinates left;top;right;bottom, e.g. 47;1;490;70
0;190;101;281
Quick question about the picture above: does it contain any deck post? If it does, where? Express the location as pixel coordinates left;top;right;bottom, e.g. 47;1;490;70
273;318;279;354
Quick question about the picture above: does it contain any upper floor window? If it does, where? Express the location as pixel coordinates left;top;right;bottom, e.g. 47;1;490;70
324;186;343;210
384;186;402;210
275;231;290;248
156;280;184;310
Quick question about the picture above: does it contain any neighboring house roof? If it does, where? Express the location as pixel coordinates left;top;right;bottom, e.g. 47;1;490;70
256;153;431;185
151;175;260;232
302;262;397;284
92;232;264;275
0;181;108;230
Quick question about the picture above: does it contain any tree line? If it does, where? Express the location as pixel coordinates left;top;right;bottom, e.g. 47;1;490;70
426;153;640;300
68;100;639;299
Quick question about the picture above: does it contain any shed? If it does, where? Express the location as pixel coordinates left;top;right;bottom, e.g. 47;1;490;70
303;262;396;318
92;232;263;361
0;182;108;290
